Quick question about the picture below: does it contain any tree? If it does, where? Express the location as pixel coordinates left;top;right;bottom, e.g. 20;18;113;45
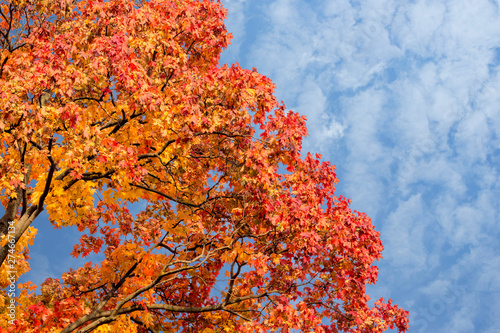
0;0;409;332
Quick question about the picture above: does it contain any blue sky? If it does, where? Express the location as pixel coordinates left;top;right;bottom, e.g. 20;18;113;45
218;0;500;332
18;0;500;332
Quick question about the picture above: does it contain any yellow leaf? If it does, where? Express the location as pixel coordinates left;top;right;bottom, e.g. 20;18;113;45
246;88;256;97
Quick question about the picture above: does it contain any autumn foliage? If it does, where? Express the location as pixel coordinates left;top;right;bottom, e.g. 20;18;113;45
0;0;409;332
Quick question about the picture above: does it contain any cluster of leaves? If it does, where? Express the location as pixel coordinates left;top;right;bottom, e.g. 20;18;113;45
0;0;409;332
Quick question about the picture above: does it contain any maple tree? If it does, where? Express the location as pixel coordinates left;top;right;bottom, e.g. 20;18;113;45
0;0;409;332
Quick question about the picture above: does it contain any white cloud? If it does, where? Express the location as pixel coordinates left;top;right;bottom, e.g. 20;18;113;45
392;1;447;55
294;78;345;153
448;300;476;333
220;0;248;63
381;194;428;274
485;293;500;333
455;111;490;162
